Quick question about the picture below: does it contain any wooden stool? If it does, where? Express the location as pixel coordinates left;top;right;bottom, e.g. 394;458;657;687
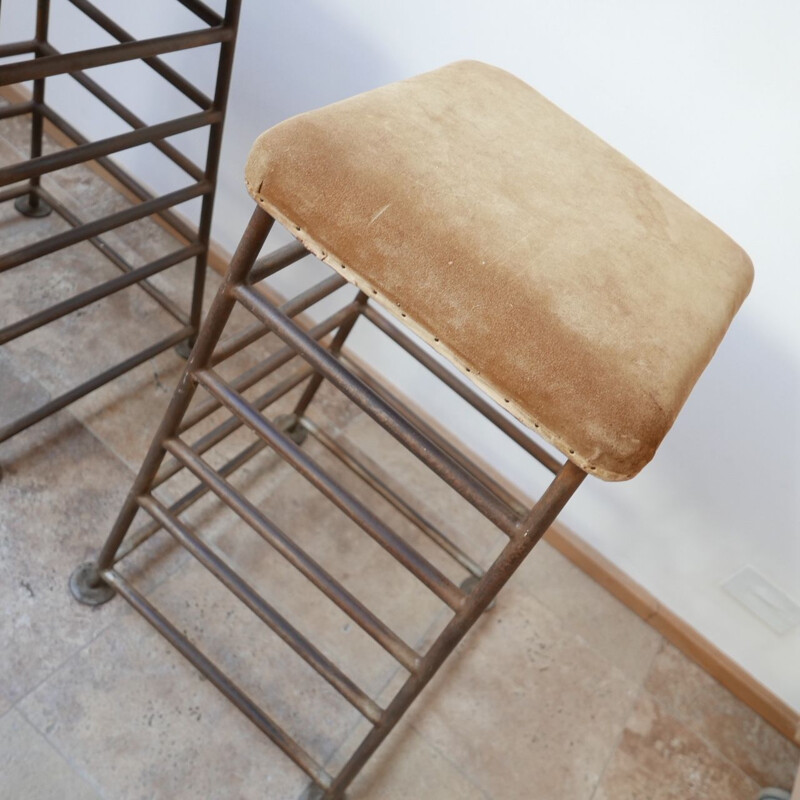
72;61;753;797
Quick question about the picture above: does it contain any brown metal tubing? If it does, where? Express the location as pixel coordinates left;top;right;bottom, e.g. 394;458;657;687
362;305;563;475
212;273;348;365
0;326;192;444
164;437;421;673
232;284;520;535
0;112;219;187
292;292;368;420
37;42;204;181
0;101;35;121
0;184;33;204
94;208;274;571
40;105;201;246
65;0;214;109
138;494;384;725
0;40;38;60
25;0;50;210
195;368;466;611
179;302;360;434
115;438;269;563
0;182;209;273
246;240;310;285
36;186;189;326
174;0;223;27
0;244;203;345
101;569;332;789
301;418;484;578
186;0;244;344
342;355;529;518
155;364;314;488
327;461;587;797
0;26;231;87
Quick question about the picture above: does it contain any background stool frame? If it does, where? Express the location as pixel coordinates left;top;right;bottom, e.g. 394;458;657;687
0;0;242;444
74;206;588;799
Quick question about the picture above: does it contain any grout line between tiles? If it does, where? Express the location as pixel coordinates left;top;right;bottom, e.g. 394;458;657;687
587;672;649;800
13;705;110;800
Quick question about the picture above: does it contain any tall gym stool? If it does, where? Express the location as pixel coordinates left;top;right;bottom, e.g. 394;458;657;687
71;61;753;797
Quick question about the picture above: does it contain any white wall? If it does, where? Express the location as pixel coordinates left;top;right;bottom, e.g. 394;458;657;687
3;1;799;710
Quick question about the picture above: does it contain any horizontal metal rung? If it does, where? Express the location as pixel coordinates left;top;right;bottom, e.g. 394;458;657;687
301;418;484;578
343;355;529;518
0;184;33;204
0;326;192;444
36;187;190;327
156;364;314;488
40;105;201;247
0;101;35;121
115;440;268;564
38;42;204;181
212;273;348;364
102;569;332;789
0;40;37;59
182;301;360;434
138;494;385;725
0;112;220;188
196;368;466;610
164;437;421;673
174;0;223;27
0;244;202;345
0;182;210;273
362;304;562;474
66;0;213;107
232;284;520;536
0;26;232;85
247;240;310;285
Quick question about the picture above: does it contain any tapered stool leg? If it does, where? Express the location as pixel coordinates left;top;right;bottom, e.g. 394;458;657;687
70;207;274;605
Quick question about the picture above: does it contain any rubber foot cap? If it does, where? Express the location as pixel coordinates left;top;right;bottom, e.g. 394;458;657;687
298;785;327;800
69;562;115;606
460;574;496;611
174;339;194;360
14;195;52;218
274;413;308;445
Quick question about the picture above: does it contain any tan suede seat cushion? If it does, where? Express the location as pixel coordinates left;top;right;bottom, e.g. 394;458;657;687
245;60;753;480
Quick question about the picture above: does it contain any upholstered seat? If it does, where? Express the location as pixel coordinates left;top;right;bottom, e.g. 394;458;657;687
244;60;752;480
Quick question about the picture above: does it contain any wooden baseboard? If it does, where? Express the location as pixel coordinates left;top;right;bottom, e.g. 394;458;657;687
545;522;800;745
5;83;797;748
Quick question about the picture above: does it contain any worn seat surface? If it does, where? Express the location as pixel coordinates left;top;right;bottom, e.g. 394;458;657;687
244;60;752;480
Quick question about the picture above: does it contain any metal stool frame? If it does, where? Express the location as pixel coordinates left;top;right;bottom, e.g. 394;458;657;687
0;0;242;444
74;206;587;799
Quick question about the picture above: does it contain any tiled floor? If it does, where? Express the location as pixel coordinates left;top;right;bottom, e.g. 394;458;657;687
2;104;799;799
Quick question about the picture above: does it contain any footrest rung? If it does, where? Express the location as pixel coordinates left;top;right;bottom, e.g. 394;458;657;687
138;494;385;725
101;568;333;790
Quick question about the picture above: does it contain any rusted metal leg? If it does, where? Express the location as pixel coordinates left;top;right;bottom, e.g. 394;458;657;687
323;461;586;799
280;291;368;443
69;207;273;605
14;0;52;218
179;0;243;355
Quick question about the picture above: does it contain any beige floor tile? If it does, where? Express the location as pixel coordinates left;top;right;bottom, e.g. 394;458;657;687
405;584;638;800
17;602;309;800
644;642;800;789
0;709;101;800
0;410;132;713
347;723;488;800
593;691;760;800
511;539;663;684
